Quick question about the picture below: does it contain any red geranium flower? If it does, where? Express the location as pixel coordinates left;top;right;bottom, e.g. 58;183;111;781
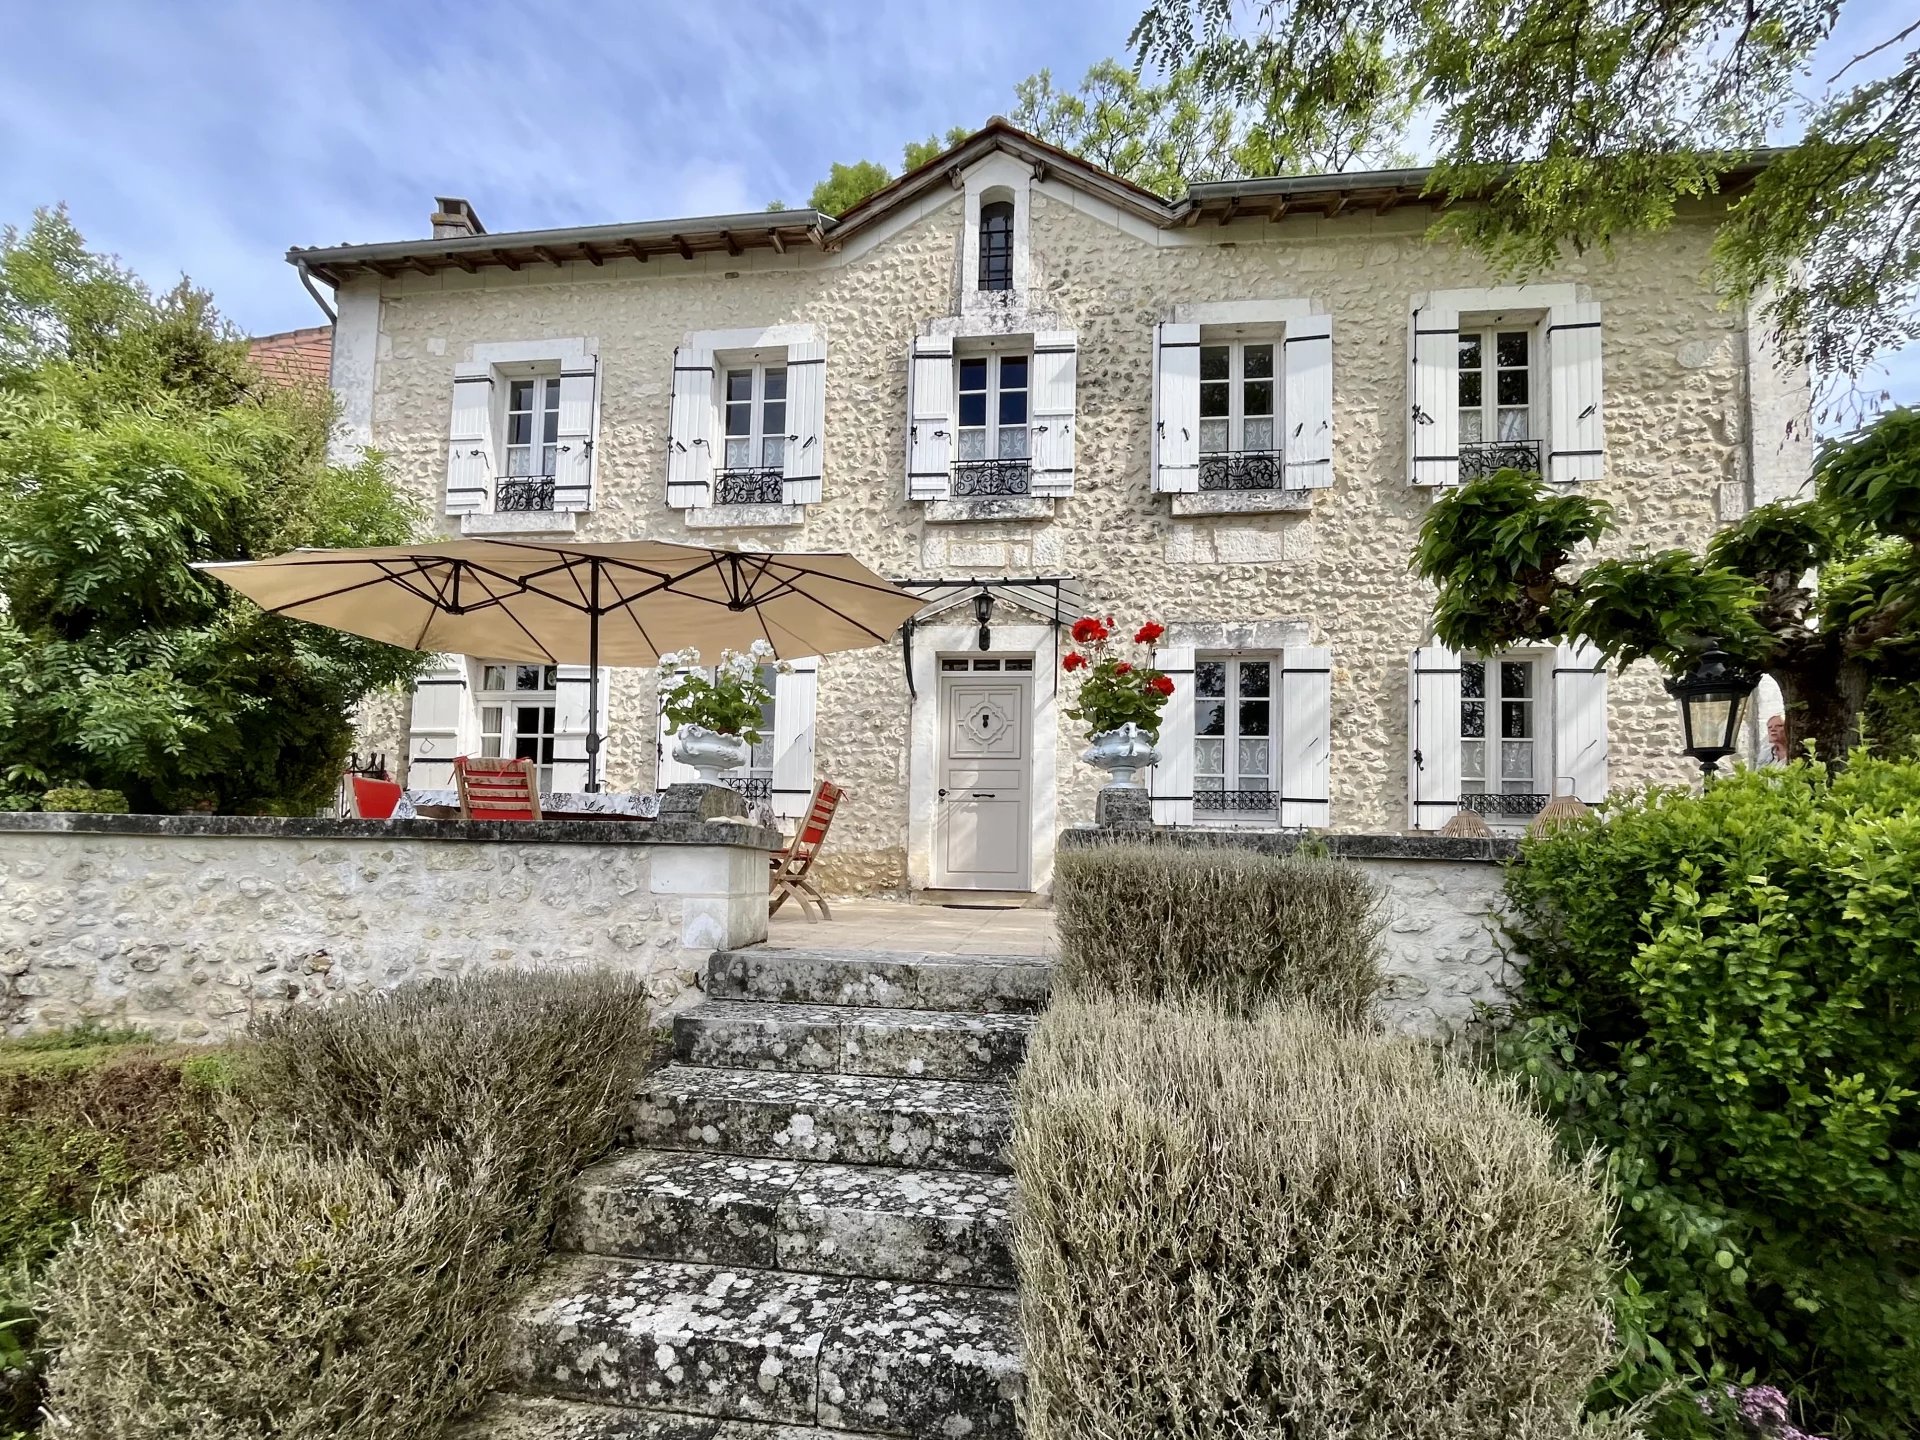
1148;674;1175;697
1062;652;1087;672
1114;661;1134;675
1134;621;1165;645
1070;617;1108;645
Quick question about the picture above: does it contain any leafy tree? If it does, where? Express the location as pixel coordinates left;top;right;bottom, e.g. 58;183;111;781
1132;0;1920;380
0;208;425;814
804;130;975;216
1412;408;1920;764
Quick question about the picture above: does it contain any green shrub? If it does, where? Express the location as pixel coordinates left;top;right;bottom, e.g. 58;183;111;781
39;1141;511;1440
1053;841;1384;1019
0;1030;238;1430
35;789;126;814
1499;756;1920;1439
1013;995;1621;1440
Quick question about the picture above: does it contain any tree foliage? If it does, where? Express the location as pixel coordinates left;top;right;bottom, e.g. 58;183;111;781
0;207;425;814
1413;410;1920;761
1133;0;1920;380
804;128;974;216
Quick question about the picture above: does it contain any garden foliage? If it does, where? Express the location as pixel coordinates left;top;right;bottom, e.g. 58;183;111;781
1013;995;1620;1440
1053;840;1384;1020
1500;757;1920;1439
39;970;658;1438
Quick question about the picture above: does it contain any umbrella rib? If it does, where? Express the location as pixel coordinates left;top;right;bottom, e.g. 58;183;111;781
772;574;896;643
258;558;449;617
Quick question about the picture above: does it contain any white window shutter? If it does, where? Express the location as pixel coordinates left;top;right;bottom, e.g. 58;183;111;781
655;673;702;788
1030;330;1078;496
1408;642;1463;829
1148;645;1195;824
1408;303;1460;486
666;344;715;509
1546;302;1604;484
553;357;598;514
1552;639;1609;802
782;336;827;506
1153;322;1201;493
1280;646;1332;827
907;335;954;500
407;657;470;789
1283;315;1334;490
770;658;819;821
446;368;493;515
550;665;598;793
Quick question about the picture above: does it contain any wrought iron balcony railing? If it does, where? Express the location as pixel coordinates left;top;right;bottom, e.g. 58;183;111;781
1459;439;1542;481
495;475;556;512
952;458;1032;497
1458;791;1549;818
724;775;772;804
1199;449;1287;492
714;468;784;506
1195;787;1281;814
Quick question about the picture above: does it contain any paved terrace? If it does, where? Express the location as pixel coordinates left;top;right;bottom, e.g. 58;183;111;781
767;899;1057;957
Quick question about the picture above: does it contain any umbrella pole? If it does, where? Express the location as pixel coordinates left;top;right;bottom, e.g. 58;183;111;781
585;561;602;793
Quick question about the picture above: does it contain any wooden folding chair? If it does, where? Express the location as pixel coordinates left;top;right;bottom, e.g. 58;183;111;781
770;780;842;922
346;775;404;819
453;756;543;821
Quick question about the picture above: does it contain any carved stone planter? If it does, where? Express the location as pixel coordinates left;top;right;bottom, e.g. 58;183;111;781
672;725;751;785
1080;723;1160;789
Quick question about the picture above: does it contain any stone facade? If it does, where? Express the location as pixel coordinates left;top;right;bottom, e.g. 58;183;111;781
321;127;1807;899
0;813;776;1039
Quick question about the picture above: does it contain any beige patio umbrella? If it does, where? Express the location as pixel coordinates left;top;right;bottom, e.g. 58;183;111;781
196;537;921;790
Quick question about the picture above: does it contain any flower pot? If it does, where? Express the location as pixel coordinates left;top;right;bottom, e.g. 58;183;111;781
671;725;751;784
1081;723;1161;789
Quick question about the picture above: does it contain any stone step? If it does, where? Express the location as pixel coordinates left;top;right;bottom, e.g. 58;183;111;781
562;1150;1015;1288
506;1255;1022;1438
628;1066;1012;1175
459;1394;891;1439
708;948;1050;1016
674;999;1035;1083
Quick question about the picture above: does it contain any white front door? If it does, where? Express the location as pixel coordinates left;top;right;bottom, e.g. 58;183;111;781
934;667;1032;890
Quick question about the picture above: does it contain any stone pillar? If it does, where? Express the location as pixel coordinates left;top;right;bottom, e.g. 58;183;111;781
657;782;751;823
1094;784;1153;830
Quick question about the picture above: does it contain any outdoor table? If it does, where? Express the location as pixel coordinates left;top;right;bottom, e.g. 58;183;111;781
397;788;662;821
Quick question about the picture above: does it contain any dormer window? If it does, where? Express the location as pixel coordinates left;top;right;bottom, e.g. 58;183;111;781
979;201;1014;291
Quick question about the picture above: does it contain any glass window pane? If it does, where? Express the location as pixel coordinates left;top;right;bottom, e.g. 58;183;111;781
1461;661;1486;699
1457;371;1482;407
761;435;786;469
1460;738;1485;780
1461;701;1485;738
541;443;557;475
541;407;559;444
725;401;750;436
1457;334;1481;369
998;356;1028;389
1200;345;1229;381
959;357;987;391
1243;417;1274;451
1200;381;1230;418
997;426;1029;459
482;666;507;691
1461;410;1485;443
726;370;753;403
480;706;502;734
1496;331;1530;368
958;429;986;460
1196;701;1226;737
510;379;533;410
1237;776;1272;794
508;411;531;445
1502;701;1533;739
1194;737;1226;776
481;736;502;757
515;665;541;691
1237;737;1270;775
1242;344;1274;379
1497;369;1529;406
726;437;751;468
958;390;986;427
1500;661;1532;698
1200;418;1230;452
999;387;1027;425
763;368;787;401
1501;739;1534;781
763;400;786;434
1497;409;1530;441
1196;660;1226;697
1242;379;1273;418
1239;661;1271;697
541;666;558;689
1238;699;1270;736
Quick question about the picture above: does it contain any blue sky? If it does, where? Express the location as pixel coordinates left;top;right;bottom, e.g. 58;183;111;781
1;0;1912;408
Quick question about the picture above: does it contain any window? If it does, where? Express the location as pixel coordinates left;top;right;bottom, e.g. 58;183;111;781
1458;328;1537;479
500;377;561;511
717;365;787;504
979;200;1014;291
739;663;777;804
479;663;559;790
1193;656;1277;818
1459;654;1546;818
955;353;1030;495
1198;340;1281;491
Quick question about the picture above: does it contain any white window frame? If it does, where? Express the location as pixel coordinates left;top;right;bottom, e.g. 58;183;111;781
502;373;562;481
1192;653;1280;822
956;351;1031;463
478;662;560;791
1459;649;1552;822
718;362;789;499
742;663;779;801
1198;338;1281;457
1457;323;1540;462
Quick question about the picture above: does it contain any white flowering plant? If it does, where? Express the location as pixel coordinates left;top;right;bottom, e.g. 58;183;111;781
657;640;787;742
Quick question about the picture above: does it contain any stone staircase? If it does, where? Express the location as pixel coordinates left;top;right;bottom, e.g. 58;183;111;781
467;944;1051;1440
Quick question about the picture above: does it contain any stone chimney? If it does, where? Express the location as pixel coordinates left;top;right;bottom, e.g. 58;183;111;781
431;197;486;239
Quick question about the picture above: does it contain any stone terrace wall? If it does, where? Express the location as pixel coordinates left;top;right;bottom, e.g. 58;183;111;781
1060;828;1520;1036
0;813;777;1041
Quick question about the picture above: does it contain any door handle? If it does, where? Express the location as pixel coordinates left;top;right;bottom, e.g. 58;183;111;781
972;792;996;799
938;788;948;798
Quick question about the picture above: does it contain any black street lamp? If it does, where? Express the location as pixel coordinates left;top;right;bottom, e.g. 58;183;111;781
1664;646;1759;775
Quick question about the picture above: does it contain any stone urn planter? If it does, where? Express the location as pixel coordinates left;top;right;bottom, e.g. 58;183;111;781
1081;723;1161;789
672;725;751;785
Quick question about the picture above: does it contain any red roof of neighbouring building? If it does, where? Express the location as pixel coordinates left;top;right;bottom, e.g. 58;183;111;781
250;324;332;386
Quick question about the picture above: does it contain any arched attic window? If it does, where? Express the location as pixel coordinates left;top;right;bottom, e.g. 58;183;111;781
979;200;1014;291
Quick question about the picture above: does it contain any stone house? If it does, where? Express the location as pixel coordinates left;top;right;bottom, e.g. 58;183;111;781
291;123;1807;898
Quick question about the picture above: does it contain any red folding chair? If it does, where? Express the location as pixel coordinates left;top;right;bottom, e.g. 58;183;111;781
770;780;842;922
454;756;543;821
347;775;404;819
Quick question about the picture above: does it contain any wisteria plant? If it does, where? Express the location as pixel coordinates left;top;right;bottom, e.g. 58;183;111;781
657;641;784;742
1062;617;1174;740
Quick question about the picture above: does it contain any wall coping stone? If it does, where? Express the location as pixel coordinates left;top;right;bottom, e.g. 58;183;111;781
0;811;783;851
1060;824;1519;864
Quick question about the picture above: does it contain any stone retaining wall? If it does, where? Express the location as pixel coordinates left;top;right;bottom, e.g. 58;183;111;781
1061;827;1521;1035
0;812;778;1041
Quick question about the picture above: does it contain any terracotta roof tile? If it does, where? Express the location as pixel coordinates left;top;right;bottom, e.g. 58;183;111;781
250;325;332;387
